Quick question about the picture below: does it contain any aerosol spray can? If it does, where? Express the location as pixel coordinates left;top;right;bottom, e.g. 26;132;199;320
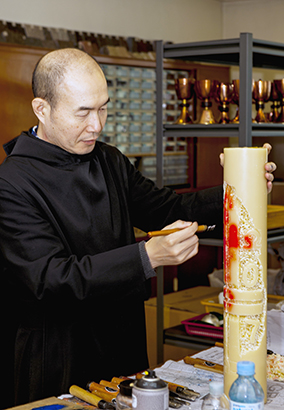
132;370;168;410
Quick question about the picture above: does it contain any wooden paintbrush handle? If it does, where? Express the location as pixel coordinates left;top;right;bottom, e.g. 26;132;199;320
88;381;118;397
184;356;223;373
111;376;130;384
194;363;223;374
99;380;120;390
167;381;186;391
92;389;117;402
70;384;102;406
148;225;207;237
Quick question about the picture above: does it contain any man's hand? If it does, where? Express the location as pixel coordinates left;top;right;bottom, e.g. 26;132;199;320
219;143;276;194
263;143;276;194
145;220;199;269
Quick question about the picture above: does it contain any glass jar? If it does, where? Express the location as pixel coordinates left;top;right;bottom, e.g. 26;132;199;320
116;379;133;409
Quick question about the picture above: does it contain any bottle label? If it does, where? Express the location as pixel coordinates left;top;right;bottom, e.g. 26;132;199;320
230;400;264;410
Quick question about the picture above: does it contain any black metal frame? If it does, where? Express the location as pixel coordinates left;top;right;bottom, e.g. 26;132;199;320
155;32;284;364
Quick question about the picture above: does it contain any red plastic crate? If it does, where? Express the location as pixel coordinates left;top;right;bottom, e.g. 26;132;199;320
181;312;223;340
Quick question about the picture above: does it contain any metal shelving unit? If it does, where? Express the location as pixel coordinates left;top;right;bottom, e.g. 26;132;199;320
155;32;284;363
100;63;191;185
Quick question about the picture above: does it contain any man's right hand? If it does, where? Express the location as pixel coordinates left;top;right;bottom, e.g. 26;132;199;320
145;220;199;269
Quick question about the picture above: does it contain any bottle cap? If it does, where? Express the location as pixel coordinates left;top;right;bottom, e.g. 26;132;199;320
119;379;134;397
134;370;167;390
237;361;255;376
209;381;224;396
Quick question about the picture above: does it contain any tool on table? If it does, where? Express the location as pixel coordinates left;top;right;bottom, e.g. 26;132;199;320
109;374;195;408
169;390;192;406
184;356;224;374
87;381;118;401
147;224;216;237
168;397;184;409
99;380;120;390
69;385;115;409
168;383;199;401
136;373;199;401
111;377;129;385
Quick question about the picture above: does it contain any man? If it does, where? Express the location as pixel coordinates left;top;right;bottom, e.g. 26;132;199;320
0;48;275;407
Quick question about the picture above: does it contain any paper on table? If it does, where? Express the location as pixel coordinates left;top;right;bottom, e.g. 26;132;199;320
155;347;284;409
192;346;224;364
267;310;284;355
154;356;223;410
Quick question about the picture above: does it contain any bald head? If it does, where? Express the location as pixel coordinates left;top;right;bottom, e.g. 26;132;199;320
32;48;105;109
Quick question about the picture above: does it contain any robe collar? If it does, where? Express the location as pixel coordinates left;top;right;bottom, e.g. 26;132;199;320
3;128;98;166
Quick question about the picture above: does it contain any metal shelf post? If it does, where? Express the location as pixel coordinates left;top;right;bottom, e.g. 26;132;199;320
155;40;165;364
239;33;253;146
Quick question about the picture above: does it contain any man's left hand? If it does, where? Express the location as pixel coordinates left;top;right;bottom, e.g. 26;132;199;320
263;143;276;194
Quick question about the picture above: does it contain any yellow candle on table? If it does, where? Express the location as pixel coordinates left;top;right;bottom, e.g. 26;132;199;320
223;147;267;402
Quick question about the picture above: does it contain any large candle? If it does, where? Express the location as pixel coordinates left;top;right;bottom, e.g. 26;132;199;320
223;147;267;402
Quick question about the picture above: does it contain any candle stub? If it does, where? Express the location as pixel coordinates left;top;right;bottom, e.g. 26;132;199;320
223;147;267;402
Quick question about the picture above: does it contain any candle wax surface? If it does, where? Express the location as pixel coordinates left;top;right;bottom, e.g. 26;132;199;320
223;147;267;402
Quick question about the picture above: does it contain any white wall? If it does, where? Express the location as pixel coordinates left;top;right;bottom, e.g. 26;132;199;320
1;0;284;47
0;0;223;43
222;0;284;43
222;0;284;81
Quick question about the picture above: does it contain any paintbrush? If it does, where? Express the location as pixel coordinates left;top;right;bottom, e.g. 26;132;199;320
184;356;224;374
147;224;216;237
135;373;200;400
70;385;115;409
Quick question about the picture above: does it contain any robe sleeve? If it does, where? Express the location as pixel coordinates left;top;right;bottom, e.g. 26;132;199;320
0;178;148;303
122;152;224;238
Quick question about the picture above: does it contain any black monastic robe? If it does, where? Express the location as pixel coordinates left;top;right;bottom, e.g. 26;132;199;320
0;129;223;407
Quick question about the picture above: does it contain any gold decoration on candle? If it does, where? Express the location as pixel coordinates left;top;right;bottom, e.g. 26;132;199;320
223;147;267;403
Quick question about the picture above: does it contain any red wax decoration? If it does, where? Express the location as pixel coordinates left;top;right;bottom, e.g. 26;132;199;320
229;224;239;248
244;234;253;249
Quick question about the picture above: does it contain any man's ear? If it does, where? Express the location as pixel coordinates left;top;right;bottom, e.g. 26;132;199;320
32;98;50;124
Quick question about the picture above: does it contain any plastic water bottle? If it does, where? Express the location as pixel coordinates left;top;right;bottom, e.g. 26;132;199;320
229;361;264;410
201;381;226;409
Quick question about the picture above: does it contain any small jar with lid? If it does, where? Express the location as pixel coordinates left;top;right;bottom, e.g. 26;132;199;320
116;379;133;409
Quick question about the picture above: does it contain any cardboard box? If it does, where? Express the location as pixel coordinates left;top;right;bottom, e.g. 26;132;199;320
270;181;284;206
268;204;284;229
144;286;222;367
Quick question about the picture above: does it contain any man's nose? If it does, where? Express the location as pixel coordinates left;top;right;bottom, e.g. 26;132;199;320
86;111;103;133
